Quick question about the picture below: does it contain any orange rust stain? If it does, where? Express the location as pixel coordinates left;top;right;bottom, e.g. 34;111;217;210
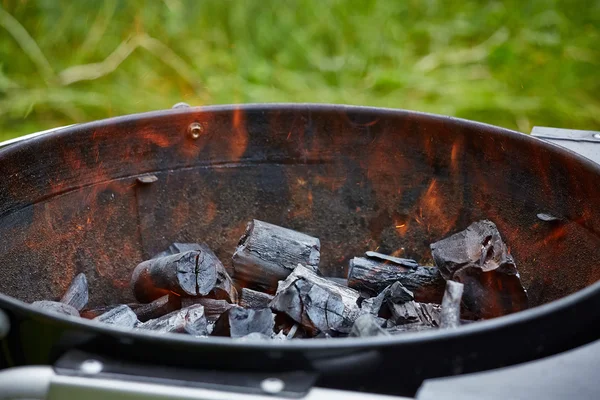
229;107;249;162
141;131;171;148
205;201;217;224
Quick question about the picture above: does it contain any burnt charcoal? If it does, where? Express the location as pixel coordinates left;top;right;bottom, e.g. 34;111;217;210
388;301;440;329
137;305;208;336
430;220;528;318
93;305;138;328
238;332;272;341
274;313;308;339
132;245;237;303
134;294;182;323
386;323;437;334
80;303;141;319
440;280;464;329
362;281;414;318
32;300;79;317
60;273;88;311
348;257;445;303
365;251;419;269
270;264;361;335
239;288;274;309
152;242;202;259
232;220;321;294
324;277;348;286
212;306;275;338
180;298;233;322
349;314;389;337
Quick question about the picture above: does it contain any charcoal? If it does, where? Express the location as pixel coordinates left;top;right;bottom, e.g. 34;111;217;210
365;251;419;269
386;323;437;334
270;264;361;335
349;314;389;337
134;294;182;323
361;281;413;318
93;305;138;328
440;281;464;328
348;257;445;303
60;273;88;311
132;244;237;303
325;277;348;286
388;301;440;329
232;220;321;294
180;298;233;322
430;220;528;319
212;306;275;338
238;332;272;341
137;305;208;336
80;303;141;319
239;288;274;309
152;242;202;259
32;300;79;317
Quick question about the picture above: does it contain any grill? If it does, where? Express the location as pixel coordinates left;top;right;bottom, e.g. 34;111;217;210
0;104;598;399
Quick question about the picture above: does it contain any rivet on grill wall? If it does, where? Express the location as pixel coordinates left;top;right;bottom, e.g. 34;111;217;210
260;378;285;394
188;122;204;140
80;359;103;375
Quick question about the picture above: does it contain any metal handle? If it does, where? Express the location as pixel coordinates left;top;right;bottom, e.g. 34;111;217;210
0;366;408;400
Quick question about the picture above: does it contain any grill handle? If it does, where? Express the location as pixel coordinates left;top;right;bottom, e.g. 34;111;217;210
0;365;408;400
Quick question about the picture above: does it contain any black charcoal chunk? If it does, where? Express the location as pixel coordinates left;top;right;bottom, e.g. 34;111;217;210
94;305;138;328
388;301;440;329
132;245;237;303
239;288;274;309
212;306;275;338
270;264;361;335
440;280;464;328
365;251;419;269
232;220;321;294
180;298;233;322
134;294;182;323
430;220;528;318
137;305;208;336
60;273;88;311
348;257;445;303
349;314;390;337
32;300;79;317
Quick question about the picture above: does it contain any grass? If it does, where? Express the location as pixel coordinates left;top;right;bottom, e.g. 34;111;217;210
0;0;599;141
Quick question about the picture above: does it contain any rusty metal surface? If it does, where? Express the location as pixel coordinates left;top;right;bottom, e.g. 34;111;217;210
0;104;599;311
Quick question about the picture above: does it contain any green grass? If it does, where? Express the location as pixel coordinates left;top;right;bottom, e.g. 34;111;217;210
1;0;599;140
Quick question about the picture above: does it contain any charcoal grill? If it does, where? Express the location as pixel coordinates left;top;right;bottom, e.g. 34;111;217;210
0;104;599;399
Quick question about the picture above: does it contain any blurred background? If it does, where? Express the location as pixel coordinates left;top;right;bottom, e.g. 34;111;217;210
0;0;598;141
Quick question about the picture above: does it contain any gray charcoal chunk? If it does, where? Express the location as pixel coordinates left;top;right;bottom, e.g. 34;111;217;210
32;300;79;317
349;314;390;337
212;306;275;338
94;305;138;328
60;273;88;311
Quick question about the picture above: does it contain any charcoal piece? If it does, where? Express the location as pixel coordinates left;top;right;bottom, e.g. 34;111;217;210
238;332;272;341
386;323;437;334
232;220;321;294
60;273;88;311
94;305;138;328
80;303;141;319
212;306;275;338
132;245;237;303
348;257;445;303
270;264;361;335
325;277;348;286
152;242;203;259
239;288;274;309
137;305;208;336
440;281;464;329
365;251;419;269
361;281;414;318
134;294;182;323
349;314;389;337
388;301;440;329
430;220;528;319
32;300;79;317
180;298;233;322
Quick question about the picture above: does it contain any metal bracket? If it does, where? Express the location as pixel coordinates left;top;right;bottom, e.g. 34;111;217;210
531;126;600;165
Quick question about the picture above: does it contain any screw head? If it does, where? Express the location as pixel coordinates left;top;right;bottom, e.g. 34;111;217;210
80;359;103;375
188;122;204;139
261;377;285;394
